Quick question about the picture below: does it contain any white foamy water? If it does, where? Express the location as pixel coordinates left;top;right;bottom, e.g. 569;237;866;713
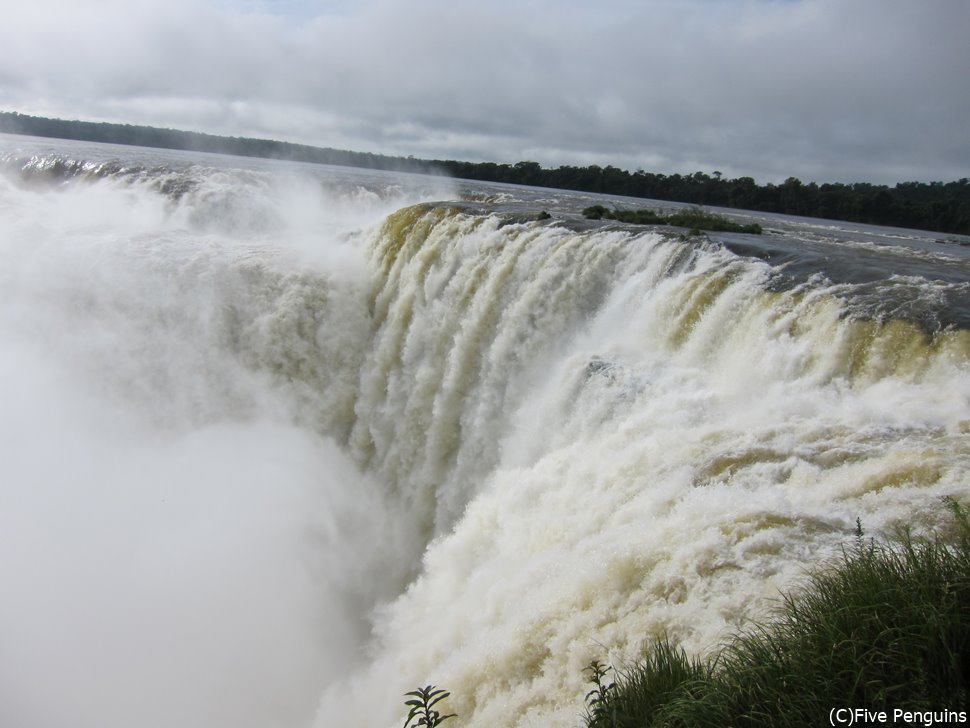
1;137;968;728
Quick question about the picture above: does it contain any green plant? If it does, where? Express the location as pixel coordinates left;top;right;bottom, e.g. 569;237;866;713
662;206;762;234
583;660;617;727
402;685;456;728
584;642;709;728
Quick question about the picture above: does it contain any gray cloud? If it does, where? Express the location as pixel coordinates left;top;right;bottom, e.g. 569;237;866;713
1;0;968;183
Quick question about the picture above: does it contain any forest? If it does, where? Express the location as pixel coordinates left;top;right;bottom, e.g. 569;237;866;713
0;111;416;173
439;159;970;236
2;111;968;235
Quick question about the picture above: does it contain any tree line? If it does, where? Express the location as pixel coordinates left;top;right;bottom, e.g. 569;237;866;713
0;111;423;173
2;111;968;235
437;160;970;236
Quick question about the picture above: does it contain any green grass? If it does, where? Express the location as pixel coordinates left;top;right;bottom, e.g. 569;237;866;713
582;204;762;234
584;503;970;728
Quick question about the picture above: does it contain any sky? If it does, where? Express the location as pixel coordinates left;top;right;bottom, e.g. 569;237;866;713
1;0;968;184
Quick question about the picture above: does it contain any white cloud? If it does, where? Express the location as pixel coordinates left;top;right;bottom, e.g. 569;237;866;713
1;0;967;182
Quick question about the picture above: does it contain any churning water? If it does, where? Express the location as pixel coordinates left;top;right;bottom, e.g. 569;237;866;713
1;135;968;728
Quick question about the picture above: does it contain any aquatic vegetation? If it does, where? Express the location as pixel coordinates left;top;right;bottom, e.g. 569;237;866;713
582;204;763;234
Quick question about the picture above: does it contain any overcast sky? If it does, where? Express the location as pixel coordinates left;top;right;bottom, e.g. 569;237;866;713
1;0;967;184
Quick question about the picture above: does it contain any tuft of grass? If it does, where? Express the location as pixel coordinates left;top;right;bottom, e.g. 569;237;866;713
584;641;710;728
585;499;970;728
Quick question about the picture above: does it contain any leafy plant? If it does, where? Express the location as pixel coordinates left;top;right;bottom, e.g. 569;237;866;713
402;685;456;728
583;660;617;727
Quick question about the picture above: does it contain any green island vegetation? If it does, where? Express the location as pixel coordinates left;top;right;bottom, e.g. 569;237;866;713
406;501;970;727
582;204;763;234
2;111;969;236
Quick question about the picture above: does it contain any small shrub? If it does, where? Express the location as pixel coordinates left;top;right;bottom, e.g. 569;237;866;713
612;208;663;225
663;207;762;234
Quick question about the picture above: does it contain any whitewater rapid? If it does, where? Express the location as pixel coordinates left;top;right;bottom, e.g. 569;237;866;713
1;137;968;728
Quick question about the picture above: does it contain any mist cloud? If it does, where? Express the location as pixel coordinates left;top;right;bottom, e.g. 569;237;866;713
0;168;418;728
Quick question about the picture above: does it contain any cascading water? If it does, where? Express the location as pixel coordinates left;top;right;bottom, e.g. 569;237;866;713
1;136;968;728
320;203;970;727
0;139;447;728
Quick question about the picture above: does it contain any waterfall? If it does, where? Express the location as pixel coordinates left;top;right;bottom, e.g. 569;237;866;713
1;139;967;728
